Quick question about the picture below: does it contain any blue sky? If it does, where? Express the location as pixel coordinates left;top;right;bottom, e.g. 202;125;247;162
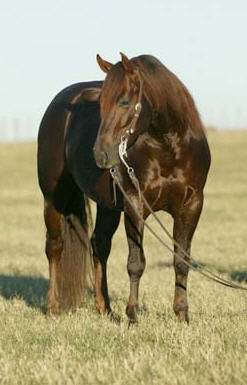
1;0;247;139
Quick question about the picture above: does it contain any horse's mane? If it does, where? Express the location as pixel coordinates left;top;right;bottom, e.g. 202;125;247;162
102;55;204;138
133;55;204;138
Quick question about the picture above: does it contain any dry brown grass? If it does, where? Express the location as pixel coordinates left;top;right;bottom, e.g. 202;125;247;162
0;131;247;384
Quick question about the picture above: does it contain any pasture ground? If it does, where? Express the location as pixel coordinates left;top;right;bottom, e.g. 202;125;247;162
0;131;247;385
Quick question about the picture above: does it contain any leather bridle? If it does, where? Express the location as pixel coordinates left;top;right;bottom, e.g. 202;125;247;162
117;73;144;171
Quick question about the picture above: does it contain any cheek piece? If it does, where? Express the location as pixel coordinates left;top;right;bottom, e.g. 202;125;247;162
118;74;143;170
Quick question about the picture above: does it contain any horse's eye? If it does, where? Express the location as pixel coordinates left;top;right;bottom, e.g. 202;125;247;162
119;99;130;108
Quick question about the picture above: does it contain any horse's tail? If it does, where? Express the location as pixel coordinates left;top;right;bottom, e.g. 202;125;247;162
56;195;93;311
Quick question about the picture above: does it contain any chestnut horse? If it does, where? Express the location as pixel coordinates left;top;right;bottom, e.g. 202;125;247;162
38;53;210;323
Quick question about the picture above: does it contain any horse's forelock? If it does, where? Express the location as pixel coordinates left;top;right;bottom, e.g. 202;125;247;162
101;62;126;113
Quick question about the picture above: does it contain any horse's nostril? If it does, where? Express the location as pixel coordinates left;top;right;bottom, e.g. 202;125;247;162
101;151;108;166
96;151;108;168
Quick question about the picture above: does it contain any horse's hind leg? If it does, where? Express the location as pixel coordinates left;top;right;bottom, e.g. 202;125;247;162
173;191;204;323
91;205;121;314
44;200;63;316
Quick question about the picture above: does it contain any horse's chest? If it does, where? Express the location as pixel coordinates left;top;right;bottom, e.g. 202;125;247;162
133;138;190;213
145;164;186;209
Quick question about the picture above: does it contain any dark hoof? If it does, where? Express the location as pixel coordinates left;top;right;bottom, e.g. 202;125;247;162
126;305;138;324
46;305;60;318
109;312;122;324
128;319;138;328
175;309;189;324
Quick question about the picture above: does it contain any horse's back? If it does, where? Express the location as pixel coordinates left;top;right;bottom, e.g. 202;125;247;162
37;81;102;202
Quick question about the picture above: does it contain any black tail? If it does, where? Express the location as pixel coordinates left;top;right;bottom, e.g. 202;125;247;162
56;195;93;311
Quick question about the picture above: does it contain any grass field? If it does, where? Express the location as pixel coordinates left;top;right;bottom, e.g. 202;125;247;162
0;131;247;385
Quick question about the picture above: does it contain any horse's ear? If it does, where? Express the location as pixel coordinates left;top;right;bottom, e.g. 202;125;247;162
120;52;133;73
96;54;113;73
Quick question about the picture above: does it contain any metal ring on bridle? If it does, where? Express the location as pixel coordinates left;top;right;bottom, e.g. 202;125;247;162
135;102;142;111
127;167;134;175
110;167;116;176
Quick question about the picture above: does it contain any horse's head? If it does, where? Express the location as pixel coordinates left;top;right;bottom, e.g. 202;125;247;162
93;53;151;169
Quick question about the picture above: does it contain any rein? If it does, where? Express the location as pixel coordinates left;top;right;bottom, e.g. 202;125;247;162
110;143;247;293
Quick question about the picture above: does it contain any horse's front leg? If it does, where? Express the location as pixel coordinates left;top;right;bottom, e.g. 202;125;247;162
124;201;146;324
173;191;204;323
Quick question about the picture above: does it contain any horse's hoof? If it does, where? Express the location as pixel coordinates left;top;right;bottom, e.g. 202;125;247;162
46;302;60;317
126;305;138;325
109;311;122;324
174;303;189;324
175;310;189;325
128;319;138;328
95;299;108;315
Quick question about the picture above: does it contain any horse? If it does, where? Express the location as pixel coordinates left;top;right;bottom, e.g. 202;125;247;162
38;53;210;323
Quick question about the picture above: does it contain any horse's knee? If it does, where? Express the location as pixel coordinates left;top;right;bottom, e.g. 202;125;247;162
174;260;189;276
174;244;190;275
127;251;146;279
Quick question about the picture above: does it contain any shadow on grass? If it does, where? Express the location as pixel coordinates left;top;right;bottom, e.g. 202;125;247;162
0;275;48;312
149;261;173;269
0;276;103;318
229;271;247;283
208;268;247;284
151;260;247;284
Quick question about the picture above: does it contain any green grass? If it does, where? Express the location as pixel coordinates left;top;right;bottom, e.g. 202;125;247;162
0;131;247;385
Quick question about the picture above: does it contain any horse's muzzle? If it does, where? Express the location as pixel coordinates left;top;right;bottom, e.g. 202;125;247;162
93;145;120;169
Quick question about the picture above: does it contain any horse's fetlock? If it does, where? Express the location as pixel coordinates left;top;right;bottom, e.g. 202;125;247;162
173;301;188;315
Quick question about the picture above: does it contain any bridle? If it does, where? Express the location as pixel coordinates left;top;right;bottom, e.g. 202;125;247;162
118;73;144;171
